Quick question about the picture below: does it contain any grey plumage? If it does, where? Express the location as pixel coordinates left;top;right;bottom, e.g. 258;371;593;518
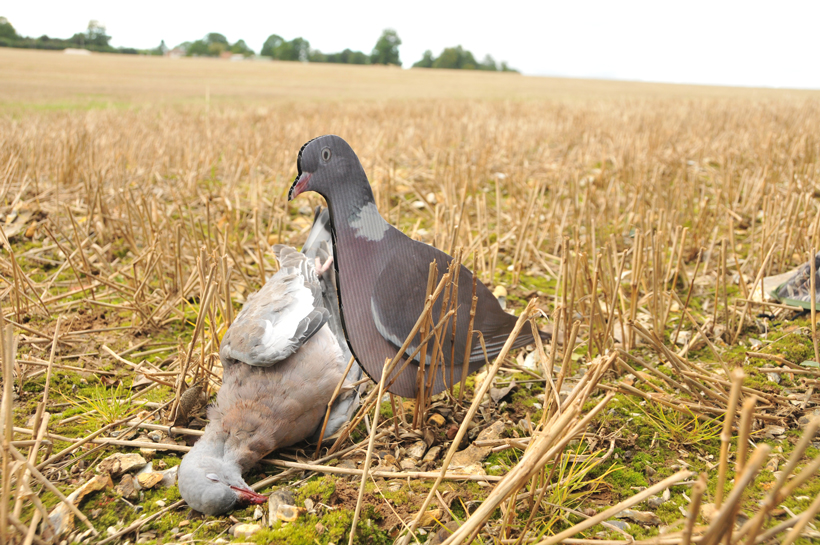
178;210;361;515
288;134;550;398
301;207;362;437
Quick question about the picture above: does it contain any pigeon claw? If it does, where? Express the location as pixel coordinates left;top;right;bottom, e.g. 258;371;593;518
231;485;268;505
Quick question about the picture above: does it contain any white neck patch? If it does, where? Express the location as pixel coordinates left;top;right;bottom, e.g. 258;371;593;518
349;202;389;241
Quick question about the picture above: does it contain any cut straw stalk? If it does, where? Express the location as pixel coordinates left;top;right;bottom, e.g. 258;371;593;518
397;299;538;545
440;354;617;545
778;491;820;545
348;358;390;545
314;355;358;459
533;470;693;545
810;248;819;364
699;444;771;545
715;369;744;508
9;444;98;536
682;473;707;545
269;460;502;482
732;418;820;544
96;500;186;545
1;322;11;545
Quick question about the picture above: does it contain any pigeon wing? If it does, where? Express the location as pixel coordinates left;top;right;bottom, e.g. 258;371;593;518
220;246;329;367
370;243;448;365
370;237;540;371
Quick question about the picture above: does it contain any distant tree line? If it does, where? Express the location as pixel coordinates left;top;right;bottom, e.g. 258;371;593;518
412;46;517;72
0;17;139;54
184;29;403;66
0;18;518;72
174;32;255;57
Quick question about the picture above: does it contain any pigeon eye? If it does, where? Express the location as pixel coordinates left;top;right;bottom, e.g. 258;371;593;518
321;148;332;162
206;473;220;483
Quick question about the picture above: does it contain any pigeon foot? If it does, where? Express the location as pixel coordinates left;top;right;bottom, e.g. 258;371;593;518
315;256;334;275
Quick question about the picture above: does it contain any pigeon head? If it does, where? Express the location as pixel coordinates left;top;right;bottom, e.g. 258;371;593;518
178;438;267;516
288;135;370;206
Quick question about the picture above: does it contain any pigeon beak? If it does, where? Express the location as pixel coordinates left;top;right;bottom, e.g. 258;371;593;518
289;172;312;201
230;485;268;505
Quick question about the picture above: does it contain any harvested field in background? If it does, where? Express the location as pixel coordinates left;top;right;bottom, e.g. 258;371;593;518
1;48;820;544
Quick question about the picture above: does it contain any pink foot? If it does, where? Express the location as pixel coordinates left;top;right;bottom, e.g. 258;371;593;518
315;256;334;275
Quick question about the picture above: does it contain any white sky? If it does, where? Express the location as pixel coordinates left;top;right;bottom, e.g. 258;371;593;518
3;1;819;89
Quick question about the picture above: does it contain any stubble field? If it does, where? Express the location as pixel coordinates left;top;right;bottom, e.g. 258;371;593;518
1;47;820;545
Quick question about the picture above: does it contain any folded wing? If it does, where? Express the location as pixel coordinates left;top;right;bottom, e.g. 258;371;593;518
220;246;329;367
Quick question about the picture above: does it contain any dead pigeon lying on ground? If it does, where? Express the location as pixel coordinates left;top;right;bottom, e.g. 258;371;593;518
288;134;550;397
178;209;361;515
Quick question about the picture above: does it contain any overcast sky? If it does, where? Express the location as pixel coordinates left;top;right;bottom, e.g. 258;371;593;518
3;1;819;89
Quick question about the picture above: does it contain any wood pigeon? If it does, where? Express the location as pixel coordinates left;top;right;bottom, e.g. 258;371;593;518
288;135;550;398
178;208;361;515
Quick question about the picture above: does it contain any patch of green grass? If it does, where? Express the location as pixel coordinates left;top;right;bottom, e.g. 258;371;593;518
486;448;521;476
631;400;721;449
61;380;145;425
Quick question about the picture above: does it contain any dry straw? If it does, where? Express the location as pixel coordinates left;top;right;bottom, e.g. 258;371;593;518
1;64;820;543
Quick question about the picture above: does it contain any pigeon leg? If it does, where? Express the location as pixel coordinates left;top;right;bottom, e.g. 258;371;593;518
315;255;334;275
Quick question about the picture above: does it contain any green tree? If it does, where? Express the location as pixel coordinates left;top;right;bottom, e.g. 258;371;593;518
431;46;476;69
149;39;168;56
323;48;369;64
413;46;515;71
286;37;310;61
0;16;19;41
500;61;518;73
412;50;435;68
308;49;327;62
261;34;310;61
187;33;230;57
479;54;497;71
85;20;110;47
417;46;480;70
230;39;254;56
206;33;228;45
261;34;284;57
370;29;401;65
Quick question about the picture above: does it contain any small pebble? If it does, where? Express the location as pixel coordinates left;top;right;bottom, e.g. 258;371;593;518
423;446;441;463
154;500;166;508
232;523;264;537
400;459;416;471
427;413;446;426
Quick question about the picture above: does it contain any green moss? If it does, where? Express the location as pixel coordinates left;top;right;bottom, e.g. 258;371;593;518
250;507;390;545
606;462;648;499
486;449;521;476
296;476;336;504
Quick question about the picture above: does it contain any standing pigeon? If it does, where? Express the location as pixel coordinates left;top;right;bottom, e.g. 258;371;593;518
178;210;361;515
288;135;550;398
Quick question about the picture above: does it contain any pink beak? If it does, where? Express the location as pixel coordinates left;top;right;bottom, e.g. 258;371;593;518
231;485;268;505
289;172;312;200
